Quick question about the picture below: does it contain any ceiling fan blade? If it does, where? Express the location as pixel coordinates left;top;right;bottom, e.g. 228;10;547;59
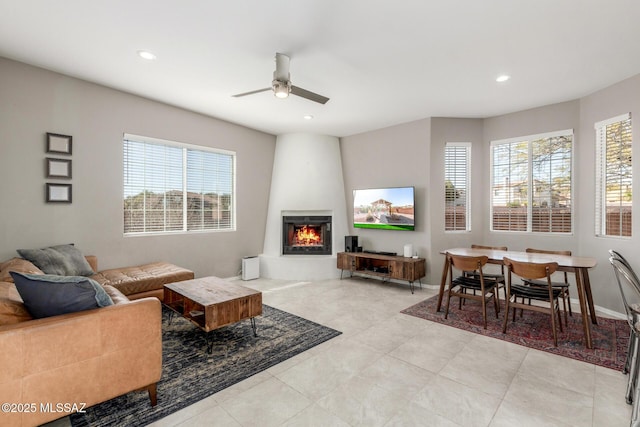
290;85;330;104
232;88;271;98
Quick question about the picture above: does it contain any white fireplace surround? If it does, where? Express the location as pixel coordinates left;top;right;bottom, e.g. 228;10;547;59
260;133;348;280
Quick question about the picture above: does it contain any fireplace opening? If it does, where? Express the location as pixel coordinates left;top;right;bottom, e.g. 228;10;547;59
282;216;332;255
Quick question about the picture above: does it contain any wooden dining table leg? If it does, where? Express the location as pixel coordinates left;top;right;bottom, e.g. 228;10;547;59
574;268;593;349
581;268;598;325
436;256;450;312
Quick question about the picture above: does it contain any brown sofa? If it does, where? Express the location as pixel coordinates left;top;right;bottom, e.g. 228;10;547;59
0;256;194;427
85;256;194;301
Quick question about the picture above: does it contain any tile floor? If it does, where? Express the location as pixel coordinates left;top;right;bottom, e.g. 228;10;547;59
48;277;632;426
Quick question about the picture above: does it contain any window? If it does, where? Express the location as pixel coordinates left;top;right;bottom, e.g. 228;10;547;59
490;130;573;233
595;113;632;237
123;134;235;235
445;142;471;231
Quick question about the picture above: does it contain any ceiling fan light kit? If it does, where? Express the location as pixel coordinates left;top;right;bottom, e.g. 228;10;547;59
272;79;291;98
233;53;329;104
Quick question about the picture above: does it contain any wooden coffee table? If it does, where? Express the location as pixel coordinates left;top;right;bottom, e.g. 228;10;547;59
163;276;262;353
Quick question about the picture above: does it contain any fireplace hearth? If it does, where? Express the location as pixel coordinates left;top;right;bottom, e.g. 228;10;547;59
282;216;332;255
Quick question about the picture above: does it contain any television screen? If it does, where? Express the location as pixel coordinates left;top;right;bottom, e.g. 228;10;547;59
353;186;415;231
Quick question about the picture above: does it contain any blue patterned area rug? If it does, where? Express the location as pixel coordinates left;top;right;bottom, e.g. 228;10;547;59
402;295;628;371
70;305;341;427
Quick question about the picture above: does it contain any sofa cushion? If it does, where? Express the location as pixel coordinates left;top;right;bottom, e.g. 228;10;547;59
90;262;194;297
17;244;94;276
10;272;114;319
0;281;33;325
0;258;44;282
103;284;130;305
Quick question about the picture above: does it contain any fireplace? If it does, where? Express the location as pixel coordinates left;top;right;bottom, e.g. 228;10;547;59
282;216;332;255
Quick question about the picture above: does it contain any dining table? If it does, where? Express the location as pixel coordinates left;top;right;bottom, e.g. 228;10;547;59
436;247;598;349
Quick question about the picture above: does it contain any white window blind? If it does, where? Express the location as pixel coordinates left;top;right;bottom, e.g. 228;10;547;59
123;134;235;235
595;113;632;237
490;130;573;233
445;142;471;231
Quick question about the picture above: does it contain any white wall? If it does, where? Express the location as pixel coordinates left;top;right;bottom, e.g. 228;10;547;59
340;118;432;279
578;75;640;312
341;75;640;314
0;57;276;278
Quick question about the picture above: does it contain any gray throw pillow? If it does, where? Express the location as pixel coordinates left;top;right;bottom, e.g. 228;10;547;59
10;272;113;319
17;244;94;276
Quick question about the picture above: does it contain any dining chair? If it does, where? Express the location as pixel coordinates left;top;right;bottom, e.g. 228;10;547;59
444;253;500;329
467;244;507;299
609;249;640;378
610;255;640;409
522;248;573;326
502;257;563;346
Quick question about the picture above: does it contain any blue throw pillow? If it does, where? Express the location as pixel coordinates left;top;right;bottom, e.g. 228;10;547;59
10;272;114;319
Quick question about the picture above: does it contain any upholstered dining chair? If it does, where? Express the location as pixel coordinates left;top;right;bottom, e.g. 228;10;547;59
467;244;507;299
444;253;500;329
609;254;640;413
522;248;573;326
503;257;563;346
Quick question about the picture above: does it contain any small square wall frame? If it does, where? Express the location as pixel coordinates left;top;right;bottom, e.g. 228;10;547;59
46;158;72;179
46;132;72;155
46;183;72;203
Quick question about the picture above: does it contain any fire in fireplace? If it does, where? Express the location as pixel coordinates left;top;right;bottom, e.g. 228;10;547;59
282;216;332;255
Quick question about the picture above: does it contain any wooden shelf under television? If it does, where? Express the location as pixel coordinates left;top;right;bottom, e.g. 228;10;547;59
337;252;425;294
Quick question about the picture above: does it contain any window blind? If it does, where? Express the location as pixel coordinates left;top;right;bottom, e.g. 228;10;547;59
595;113;632;237
123;134;235;235
444;143;471;231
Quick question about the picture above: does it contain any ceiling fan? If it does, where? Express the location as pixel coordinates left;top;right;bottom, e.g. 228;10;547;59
232;53;329;104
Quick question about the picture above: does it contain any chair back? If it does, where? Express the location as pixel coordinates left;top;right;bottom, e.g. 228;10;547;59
610;257;640;329
503;257;558;281
472;244;507;251
526;248;571;256
609;250;640;284
447;253;488;274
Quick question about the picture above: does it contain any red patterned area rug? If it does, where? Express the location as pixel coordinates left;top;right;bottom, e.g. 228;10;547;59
401;295;629;371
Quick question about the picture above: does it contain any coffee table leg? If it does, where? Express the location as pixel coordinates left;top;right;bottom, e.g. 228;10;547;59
204;334;214;354
251;317;258;337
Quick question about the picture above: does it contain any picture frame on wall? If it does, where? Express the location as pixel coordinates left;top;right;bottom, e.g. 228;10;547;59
46;183;72;203
46;158;72;179
46;132;72;155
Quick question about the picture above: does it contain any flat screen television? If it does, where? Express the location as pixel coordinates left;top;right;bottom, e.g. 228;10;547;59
353;186;415;231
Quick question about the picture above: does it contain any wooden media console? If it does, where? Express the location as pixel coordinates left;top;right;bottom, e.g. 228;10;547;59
337;251;426;293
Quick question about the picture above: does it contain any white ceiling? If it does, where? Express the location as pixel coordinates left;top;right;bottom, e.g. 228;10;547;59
1;1;639;137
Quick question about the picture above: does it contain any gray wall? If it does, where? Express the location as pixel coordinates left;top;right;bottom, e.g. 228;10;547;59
340;118;432;275
0;58;276;278
341;74;640;314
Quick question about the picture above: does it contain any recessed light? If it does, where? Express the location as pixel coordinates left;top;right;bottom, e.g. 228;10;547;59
137;50;157;60
303;114;314;120
496;74;510;83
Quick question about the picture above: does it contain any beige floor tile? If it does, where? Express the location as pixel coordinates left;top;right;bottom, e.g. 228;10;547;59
175;404;241;427
220;377;311;427
389;323;471;373
592;366;632;426
275;340;384;400
281;403;351;427
383;401;461;427
503;371;593;426
439;334;527;398
489;399;575;427
316;375;408;426
517;349;596;397
358;355;435;400
411;374;502;427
